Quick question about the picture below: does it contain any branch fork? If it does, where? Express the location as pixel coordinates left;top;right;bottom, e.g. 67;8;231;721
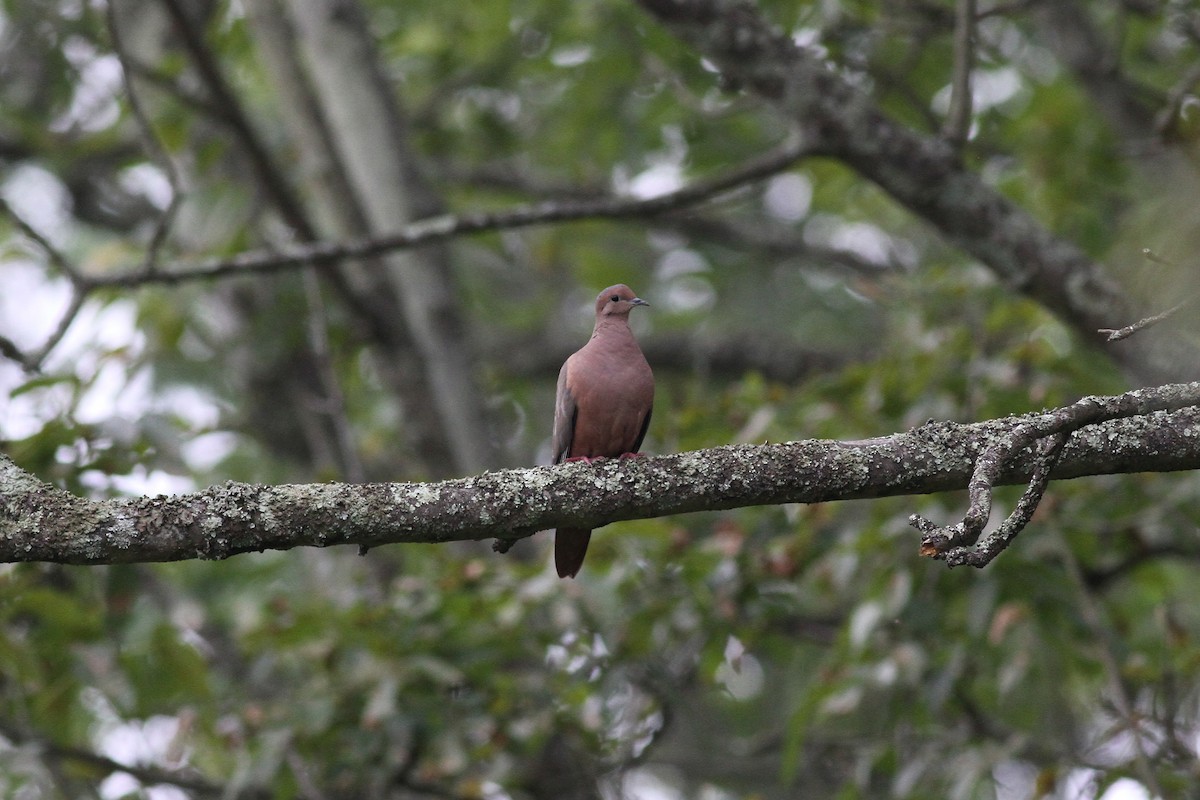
911;383;1200;567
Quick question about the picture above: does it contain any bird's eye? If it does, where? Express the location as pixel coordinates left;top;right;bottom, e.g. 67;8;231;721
611;294;620;302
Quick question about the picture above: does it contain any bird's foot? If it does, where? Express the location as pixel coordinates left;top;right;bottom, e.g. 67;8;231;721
565;455;600;464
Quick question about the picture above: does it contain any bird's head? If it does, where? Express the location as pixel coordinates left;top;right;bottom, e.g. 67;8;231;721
595;284;649;318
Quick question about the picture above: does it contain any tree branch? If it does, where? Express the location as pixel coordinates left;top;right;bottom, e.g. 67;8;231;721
0;197;90;372
0;721;260;799
633;0;1185;383
1099;293;1198;342
912;382;1200;566
439;162;901;274
80;133;810;288
106;0;185;274
1082;542;1200;590
157;0;317;240
912;431;1068;566
1059;542;1168;799
1032;1;1159;146
942;0;977;147
2;384;1198;566
497;330;852;385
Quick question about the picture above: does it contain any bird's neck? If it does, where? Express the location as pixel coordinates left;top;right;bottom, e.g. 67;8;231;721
591;316;634;338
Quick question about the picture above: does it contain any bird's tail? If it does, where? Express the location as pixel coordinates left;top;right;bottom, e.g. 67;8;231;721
554;528;592;578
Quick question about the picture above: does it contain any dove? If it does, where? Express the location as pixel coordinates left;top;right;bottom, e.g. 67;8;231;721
552;285;654;578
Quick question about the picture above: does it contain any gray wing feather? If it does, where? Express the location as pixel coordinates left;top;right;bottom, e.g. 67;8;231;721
552;360;576;464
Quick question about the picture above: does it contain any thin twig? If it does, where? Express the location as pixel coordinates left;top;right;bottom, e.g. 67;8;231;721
1139;248;1175;266
28;289;89;369
1099;294;1197;342
301;266;365;483
1059;542;1167;799
1154;61;1200;136
107;0;185;273
0;720;255;799
943;0;977;147
1082;542;1200;590
0;197;83;283
122;57;227;120
1097;249;1194;340
0;198;92;372
0;333;32;370
157;0;317;239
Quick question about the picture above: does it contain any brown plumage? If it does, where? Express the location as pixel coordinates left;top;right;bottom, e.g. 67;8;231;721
552;285;654;578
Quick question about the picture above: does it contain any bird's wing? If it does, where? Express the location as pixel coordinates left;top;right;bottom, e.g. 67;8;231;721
552;359;577;464
631;403;653;454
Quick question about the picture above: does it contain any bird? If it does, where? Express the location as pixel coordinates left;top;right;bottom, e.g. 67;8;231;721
552;284;655;578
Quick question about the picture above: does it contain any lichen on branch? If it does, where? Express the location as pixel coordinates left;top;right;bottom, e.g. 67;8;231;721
2;384;1198;566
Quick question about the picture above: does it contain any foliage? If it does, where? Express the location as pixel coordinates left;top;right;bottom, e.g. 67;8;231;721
1;1;1199;798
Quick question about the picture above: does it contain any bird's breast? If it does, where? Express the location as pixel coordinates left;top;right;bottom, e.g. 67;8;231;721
565;344;653;459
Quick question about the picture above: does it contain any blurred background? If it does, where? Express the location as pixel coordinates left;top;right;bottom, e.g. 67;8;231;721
1;0;1199;797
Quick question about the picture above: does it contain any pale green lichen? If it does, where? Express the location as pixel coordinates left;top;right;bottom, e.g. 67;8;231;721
397;483;443;508
108;513;136;550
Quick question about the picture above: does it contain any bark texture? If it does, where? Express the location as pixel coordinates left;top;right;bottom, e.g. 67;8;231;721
2;391;1197;565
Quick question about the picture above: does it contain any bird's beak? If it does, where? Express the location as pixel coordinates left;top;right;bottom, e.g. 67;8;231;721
631;297;649;307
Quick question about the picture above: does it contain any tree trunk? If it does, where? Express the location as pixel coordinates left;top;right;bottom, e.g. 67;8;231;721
277;0;498;476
